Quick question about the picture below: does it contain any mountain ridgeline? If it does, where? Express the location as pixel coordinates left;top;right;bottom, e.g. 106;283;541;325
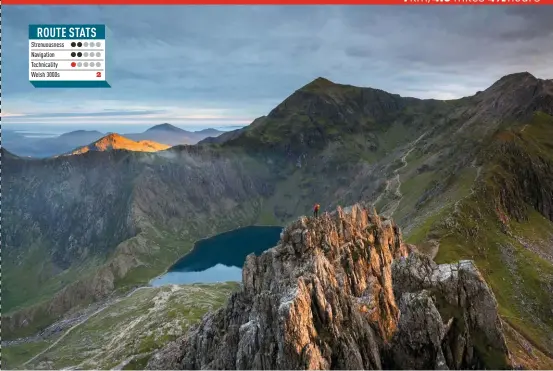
3;72;553;368
69;133;170;155
2;123;224;158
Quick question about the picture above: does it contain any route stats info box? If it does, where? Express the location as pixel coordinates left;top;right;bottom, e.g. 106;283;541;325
29;25;111;88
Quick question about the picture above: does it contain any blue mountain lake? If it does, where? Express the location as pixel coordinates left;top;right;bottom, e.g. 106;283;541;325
150;226;283;286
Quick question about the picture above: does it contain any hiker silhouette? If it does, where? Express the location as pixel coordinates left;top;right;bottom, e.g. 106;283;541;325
313;203;320;217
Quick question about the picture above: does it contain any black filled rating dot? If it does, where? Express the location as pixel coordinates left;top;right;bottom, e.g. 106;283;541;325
77;42;82;47
71;52;76;57
77;52;82;57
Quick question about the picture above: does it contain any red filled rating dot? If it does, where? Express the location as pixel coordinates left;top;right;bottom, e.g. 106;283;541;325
71;62;76;67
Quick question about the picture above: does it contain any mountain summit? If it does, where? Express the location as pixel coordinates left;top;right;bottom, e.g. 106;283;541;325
146;123;187;133
300;76;337;92
127;124;224;146
70;133;170;155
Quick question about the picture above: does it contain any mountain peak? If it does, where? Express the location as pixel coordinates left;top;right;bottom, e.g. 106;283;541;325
86;133;132;149
101;133;125;141
300;76;337;92
70;133;169;155
499;71;536;81
146;123;186;133
472;71;553;121
487;72;539;91
59;130;104;138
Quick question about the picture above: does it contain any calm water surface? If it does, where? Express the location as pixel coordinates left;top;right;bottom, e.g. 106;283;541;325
151;226;282;286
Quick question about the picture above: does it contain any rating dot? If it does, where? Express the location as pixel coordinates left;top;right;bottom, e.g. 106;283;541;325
84;42;89;47
78;62;82;67
96;62;101;67
71;62;76;67
96;52;101;57
71;42;76;47
96;42;101;47
84;62;89;67
84;52;89;57
78;42;83;47
71;52;76;57
77;52;82;57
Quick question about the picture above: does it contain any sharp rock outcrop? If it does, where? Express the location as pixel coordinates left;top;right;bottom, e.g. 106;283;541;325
390;253;510;369
147;204;510;370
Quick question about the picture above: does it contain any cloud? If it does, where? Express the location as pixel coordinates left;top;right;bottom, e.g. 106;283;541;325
0;112;27;117
16;109;166;118
2;5;553;128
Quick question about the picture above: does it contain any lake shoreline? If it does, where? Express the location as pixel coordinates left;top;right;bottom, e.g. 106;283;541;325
148;224;285;287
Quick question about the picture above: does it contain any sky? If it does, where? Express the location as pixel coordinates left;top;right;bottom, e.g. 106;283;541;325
2;5;553;130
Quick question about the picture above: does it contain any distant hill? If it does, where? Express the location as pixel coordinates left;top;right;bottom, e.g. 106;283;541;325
146;123;187;133
60;130;105;139
3;126;224;157
69;133;170;155
127;124;224;146
194;128;225;136
198;126;248;145
1;130;105;158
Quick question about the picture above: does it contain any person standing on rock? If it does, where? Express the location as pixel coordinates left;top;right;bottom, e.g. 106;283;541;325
313;203;320;218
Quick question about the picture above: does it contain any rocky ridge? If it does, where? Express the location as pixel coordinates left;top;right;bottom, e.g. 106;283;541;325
147;204;510;369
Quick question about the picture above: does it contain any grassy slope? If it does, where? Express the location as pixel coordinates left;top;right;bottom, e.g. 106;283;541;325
406;112;553;367
4;283;240;370
2;242;87;313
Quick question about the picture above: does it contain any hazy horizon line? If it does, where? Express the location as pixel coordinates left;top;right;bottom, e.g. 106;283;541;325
2;123;246;138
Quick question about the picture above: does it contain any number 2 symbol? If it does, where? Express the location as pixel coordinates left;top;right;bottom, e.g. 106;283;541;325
96;72;102;78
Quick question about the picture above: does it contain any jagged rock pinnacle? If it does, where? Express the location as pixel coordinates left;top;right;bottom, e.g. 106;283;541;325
147;203;510;370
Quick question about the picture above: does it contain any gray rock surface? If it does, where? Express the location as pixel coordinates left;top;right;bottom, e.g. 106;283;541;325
390;253;510;369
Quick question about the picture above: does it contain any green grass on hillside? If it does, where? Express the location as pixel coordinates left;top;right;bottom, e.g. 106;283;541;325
5;283;240;370
405;113;553;362
3;240;104;314
2;340;53;369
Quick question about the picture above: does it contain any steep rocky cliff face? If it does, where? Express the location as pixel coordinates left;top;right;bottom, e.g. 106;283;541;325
391;254;509;369
147;204;510;370
482;112;553;224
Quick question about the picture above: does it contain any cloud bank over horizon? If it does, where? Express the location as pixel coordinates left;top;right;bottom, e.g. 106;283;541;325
3;5;553;128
